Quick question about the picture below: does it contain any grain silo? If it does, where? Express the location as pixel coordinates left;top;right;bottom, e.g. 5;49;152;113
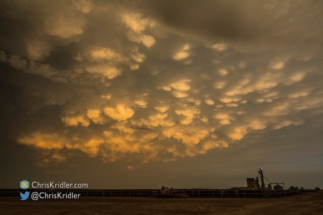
246;178;256;188
274;184;284;191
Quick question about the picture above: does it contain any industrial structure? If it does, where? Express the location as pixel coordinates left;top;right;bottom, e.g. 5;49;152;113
241;168;285;191
273;184;284;191
231;167;286;195
152;168;293;198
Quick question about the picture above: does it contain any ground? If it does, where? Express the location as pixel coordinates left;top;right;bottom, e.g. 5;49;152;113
0;191;322;215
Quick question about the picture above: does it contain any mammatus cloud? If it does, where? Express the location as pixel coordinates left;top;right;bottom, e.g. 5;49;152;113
1;0;322;165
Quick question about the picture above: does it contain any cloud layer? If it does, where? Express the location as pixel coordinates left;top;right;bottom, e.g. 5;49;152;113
0;0;322;166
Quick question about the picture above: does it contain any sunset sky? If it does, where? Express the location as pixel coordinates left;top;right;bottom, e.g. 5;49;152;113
0;0;322;189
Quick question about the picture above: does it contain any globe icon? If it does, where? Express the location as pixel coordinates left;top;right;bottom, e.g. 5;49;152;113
20;180;29;189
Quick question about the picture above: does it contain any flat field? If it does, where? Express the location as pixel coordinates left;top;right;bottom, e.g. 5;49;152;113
0;191;322;215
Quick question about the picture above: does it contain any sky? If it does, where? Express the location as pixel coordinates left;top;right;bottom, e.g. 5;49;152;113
0;0;322;189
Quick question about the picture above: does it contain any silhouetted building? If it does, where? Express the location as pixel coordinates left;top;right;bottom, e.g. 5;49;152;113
255;177;261;189
246;178;256;188
274;184;283;191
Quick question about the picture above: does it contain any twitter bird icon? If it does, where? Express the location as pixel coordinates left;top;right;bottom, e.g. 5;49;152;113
20;191;30;201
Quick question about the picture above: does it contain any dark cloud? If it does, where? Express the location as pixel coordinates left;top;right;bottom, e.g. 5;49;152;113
139;0;259;41
137;0;323;46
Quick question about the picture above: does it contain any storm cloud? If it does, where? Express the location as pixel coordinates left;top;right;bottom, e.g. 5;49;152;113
0;0;322;185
